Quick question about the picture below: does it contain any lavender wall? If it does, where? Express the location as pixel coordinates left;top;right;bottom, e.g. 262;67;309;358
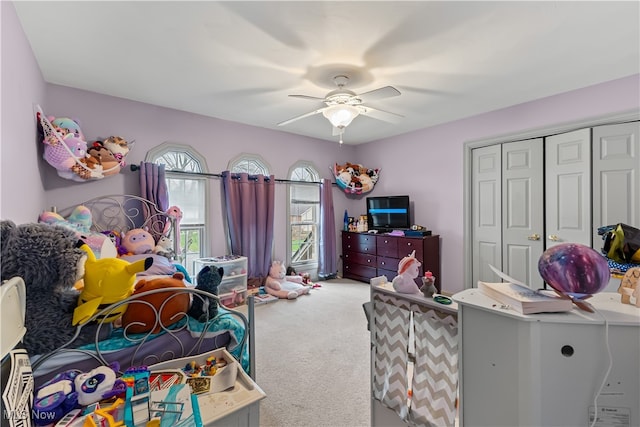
1;2;47;223
356;74;640;292
2;2;639;293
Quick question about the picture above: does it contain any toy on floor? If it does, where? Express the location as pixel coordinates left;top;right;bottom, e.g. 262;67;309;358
265;260;311;299
392;250;422;294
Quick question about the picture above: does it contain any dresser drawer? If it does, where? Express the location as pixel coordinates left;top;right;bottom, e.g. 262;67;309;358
346;251;377;267
343;233;376;254
397;237;424;260
376;235;398;258
343;263;377;281
377;256;399;273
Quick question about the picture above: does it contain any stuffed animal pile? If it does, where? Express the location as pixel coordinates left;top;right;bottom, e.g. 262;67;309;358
0;220;106;355
333;162;380;194
265;260;311;299
37;106;131;182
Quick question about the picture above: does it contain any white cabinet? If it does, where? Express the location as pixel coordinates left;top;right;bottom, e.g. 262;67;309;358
454;290;640;427
471;121;639;289
194;256;248;307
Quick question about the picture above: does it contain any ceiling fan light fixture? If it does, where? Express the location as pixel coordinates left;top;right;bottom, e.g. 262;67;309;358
322;104;360;128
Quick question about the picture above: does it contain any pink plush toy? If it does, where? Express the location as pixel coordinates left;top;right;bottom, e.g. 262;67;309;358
121;228;155;255
265;260;310;299
164;205;183;253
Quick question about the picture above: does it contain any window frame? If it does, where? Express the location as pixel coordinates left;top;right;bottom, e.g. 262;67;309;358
287;161;321;275
146;142;210;277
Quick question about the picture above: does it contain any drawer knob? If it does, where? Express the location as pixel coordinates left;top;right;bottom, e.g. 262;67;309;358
367;260;371;263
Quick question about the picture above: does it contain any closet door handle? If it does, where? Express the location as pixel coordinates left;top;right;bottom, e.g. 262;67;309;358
528;234;540;241
548;234;559;242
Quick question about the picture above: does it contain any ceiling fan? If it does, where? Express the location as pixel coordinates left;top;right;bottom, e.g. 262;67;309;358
277;75;403;143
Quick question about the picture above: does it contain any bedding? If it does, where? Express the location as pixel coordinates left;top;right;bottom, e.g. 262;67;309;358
30;195;254;388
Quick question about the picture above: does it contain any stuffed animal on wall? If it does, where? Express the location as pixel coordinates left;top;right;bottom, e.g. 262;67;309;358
121;228;155;255
265;260;310;299
50;116;85;141
120;272;190;334
73;243;153;326
43;133;89;181
188;265;224;322
0;220;104;355
102;136;130;166
87;142;122;177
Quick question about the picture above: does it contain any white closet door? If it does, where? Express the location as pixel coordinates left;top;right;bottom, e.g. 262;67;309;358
502;139;544;289
592;122;640;246
545;129;592;249
472;145;502;286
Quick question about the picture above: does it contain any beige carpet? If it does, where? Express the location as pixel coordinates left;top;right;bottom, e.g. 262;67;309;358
243;278;371;427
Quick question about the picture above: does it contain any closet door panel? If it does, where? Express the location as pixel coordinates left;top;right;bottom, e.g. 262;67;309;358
545;129;592;248
472;145;502;286
593;122;640;245
502;139;544;289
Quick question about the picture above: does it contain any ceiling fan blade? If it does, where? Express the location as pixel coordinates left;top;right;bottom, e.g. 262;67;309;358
288;94;327;101
357;105;404;123
357;86;401;103
277;107;328;126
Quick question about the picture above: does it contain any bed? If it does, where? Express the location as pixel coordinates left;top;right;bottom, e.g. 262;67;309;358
30;194;256;388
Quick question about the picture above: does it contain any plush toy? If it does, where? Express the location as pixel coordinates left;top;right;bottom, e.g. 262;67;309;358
0;220;103;355
333;162;380;194
87;142;122;176
102;136;130;166
38;206;117;259
50;116;85;141
33;370;80;426
43;133;88;178
265;260;310;299
73;243;153;326
392;250;422;294
121;228;155;255
153;235;174;258
188;265;224;322
164;205;183;253
120;272;190;334
74;363;126;406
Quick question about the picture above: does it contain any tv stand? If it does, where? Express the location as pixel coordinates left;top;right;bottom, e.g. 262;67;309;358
341;231;441;290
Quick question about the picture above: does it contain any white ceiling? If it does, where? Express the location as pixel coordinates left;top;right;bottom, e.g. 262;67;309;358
14;1;640;145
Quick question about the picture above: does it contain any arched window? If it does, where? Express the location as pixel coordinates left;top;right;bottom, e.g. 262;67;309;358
228;153;271;175
146;143;209;277
288;162;320;275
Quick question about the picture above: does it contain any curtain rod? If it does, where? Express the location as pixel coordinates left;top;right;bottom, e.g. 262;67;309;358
130;164;333;186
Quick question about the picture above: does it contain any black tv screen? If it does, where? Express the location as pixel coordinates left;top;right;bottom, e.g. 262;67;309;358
366;195;411;231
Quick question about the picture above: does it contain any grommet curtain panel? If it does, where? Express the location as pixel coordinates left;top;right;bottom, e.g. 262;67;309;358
139;161;169;241
221;171;275;280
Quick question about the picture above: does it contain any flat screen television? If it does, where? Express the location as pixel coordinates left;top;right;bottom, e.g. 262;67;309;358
366;195;411;231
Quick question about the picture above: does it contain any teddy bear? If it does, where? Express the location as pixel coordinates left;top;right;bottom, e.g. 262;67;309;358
188;265;224;322
0;220;106;355
120;272;190;333
265;260;311;299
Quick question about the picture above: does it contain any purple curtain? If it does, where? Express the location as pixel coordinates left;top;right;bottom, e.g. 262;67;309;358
221;171;275;280
318;178;338;279
139;161;169;240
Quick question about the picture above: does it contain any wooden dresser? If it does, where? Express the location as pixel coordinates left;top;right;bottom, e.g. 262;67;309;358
341;231;441;291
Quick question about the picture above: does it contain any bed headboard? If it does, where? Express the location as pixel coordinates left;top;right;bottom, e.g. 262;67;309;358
55;194;180;261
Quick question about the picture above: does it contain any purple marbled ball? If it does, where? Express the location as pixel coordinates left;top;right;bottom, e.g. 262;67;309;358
538;243;610;298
